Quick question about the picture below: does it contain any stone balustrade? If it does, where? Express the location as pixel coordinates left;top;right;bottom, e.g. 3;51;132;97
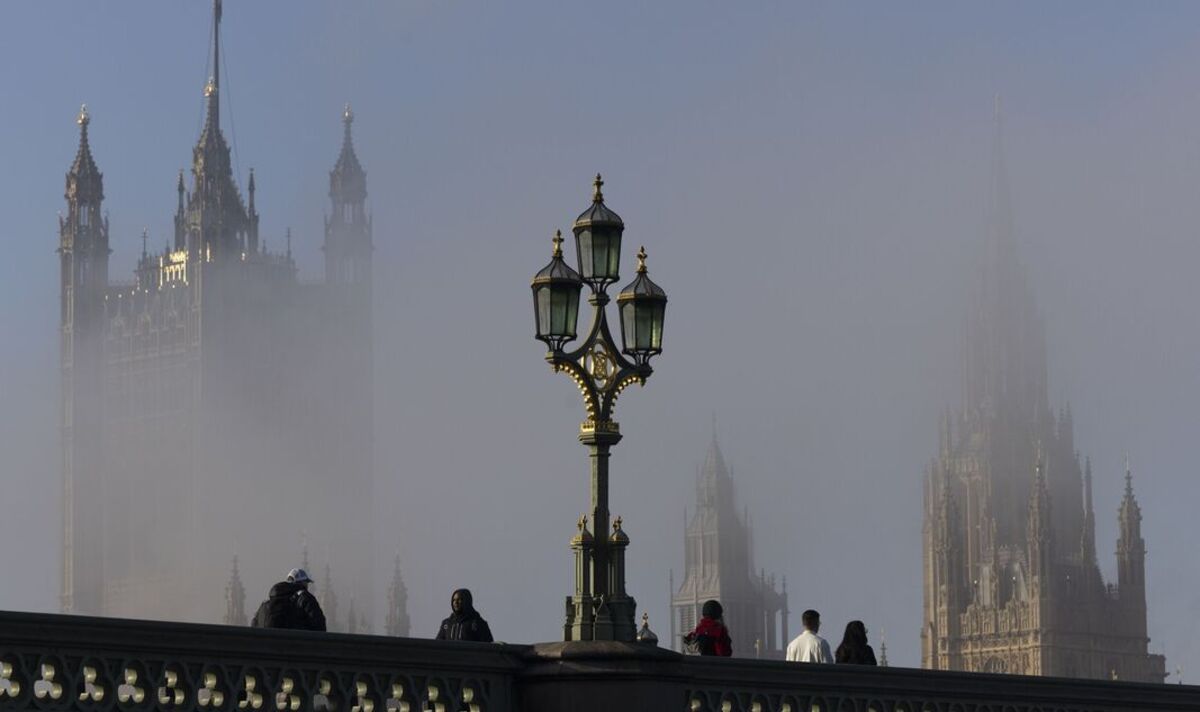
2;611;1198;712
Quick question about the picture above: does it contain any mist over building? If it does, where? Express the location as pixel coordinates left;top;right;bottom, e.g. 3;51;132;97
920;101;1165;681
58;4;383;629
670;429;788;658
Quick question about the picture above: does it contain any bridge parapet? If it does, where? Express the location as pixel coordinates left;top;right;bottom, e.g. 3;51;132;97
2;612;1198;712
0;611;521;712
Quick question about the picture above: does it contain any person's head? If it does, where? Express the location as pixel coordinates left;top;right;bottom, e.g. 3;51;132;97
802;609;821;633
451;588;474;614
842;620;868;647
286;568;312;590
701;600;723;621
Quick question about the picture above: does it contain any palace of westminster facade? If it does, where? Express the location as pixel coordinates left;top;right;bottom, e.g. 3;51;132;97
55;2;1162;675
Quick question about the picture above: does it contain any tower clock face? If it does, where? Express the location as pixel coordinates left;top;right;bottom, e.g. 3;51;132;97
584;342;612;390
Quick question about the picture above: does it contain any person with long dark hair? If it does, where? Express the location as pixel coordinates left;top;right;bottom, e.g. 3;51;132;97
683;600;733;656
834;620;877;665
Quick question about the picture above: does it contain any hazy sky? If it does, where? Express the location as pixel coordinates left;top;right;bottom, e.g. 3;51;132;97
2;1;1200;675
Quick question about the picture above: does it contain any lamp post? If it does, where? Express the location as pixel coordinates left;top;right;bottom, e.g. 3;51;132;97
531;174;667;642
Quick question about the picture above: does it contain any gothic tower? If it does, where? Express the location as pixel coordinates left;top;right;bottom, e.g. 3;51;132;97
325;104;372;287
1116;461;1147;644
59;104;109;614
224;556;246;626
671;429;788;658
920;100;1164;681
58;0;378;625
386;555;411;637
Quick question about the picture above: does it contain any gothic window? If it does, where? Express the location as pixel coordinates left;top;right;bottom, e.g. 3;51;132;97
983;656;1007;674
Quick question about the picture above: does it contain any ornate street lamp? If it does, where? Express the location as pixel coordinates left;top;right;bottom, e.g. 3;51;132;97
529;174;668;642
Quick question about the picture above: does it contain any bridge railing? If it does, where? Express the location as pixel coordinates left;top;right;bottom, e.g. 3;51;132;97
0;612;522;712
3;612;1199;712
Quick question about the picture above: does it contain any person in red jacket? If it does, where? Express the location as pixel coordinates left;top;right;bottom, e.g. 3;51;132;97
684;600;732;657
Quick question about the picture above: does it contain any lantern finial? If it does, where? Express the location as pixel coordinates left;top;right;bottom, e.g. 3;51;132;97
552;229;564;257
592;173;605;203
636;246;647;274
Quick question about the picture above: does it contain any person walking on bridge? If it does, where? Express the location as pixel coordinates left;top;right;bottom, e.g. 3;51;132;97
251;568;327;632
834;620;877;665
683;600;733;657
786;609;832;663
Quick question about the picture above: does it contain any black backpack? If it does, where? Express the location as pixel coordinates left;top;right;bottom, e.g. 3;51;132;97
253;593;302;629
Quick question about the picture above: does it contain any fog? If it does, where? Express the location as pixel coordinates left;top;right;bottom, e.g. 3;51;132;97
1;1;1199;676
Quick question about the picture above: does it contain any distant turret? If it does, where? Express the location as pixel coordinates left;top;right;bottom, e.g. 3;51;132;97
224;556;246;626
321;563;339;632
386;555;411;637
1116;457;1147;640
1027;456;1054;600
59;103;110;615
324;104;372;286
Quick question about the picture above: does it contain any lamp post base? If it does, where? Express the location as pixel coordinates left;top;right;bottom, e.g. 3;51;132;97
564;593;638;643
564;422;637;642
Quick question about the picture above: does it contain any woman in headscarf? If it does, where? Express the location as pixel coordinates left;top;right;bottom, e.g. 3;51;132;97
683;600;733;657
435;588;494;642
834;620;877;665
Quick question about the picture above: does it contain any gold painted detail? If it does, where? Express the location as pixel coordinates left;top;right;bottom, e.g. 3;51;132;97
579;420;619;434
554;362;599;419
583;342;612;390
159;250;189;287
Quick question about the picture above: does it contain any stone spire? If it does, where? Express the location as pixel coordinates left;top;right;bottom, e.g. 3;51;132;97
1116;456;1148;639
330;104;366;203
187;0;248;258
346;597;359;634
321;563;339;632
386;555;411;637
1027;455;1054;583
224;555;246;626
67;105;103;204
325;104;372;286
964;95;1048;419
698;425;732;509
1081;456;1097;566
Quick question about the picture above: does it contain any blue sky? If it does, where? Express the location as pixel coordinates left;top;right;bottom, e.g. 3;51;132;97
3;1;1200;676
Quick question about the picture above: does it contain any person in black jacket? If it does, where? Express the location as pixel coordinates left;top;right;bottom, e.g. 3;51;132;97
834;620;877;665
251;568;327;632
435;589;493;642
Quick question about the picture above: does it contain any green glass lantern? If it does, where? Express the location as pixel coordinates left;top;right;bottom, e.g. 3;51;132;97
532;230;584;352
573;174;624;291
616;246;667;366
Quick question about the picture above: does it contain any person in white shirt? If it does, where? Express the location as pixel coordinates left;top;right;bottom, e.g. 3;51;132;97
786;609;833;663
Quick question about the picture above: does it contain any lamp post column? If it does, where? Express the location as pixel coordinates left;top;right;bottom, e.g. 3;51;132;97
532;175;666;643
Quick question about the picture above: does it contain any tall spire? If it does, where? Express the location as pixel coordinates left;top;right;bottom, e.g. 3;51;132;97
206;0;222;132
330;103;366;203
986;93;1013;258
1081;457;1097;565
1027;454;1054;595
1118;455;1143;548
67;104;103;204
224;555;245;626
964;95;1047;418
386;554;411;637
1116;456;1147;637
321;562;339;632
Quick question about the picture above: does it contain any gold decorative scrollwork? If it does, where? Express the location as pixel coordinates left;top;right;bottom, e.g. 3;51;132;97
583;342;613;390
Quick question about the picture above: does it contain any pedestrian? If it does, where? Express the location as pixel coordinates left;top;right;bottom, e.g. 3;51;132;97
435;588;494;642
786;609;833;662
834;620;878;665
251;568;327;631
682;600;733;657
